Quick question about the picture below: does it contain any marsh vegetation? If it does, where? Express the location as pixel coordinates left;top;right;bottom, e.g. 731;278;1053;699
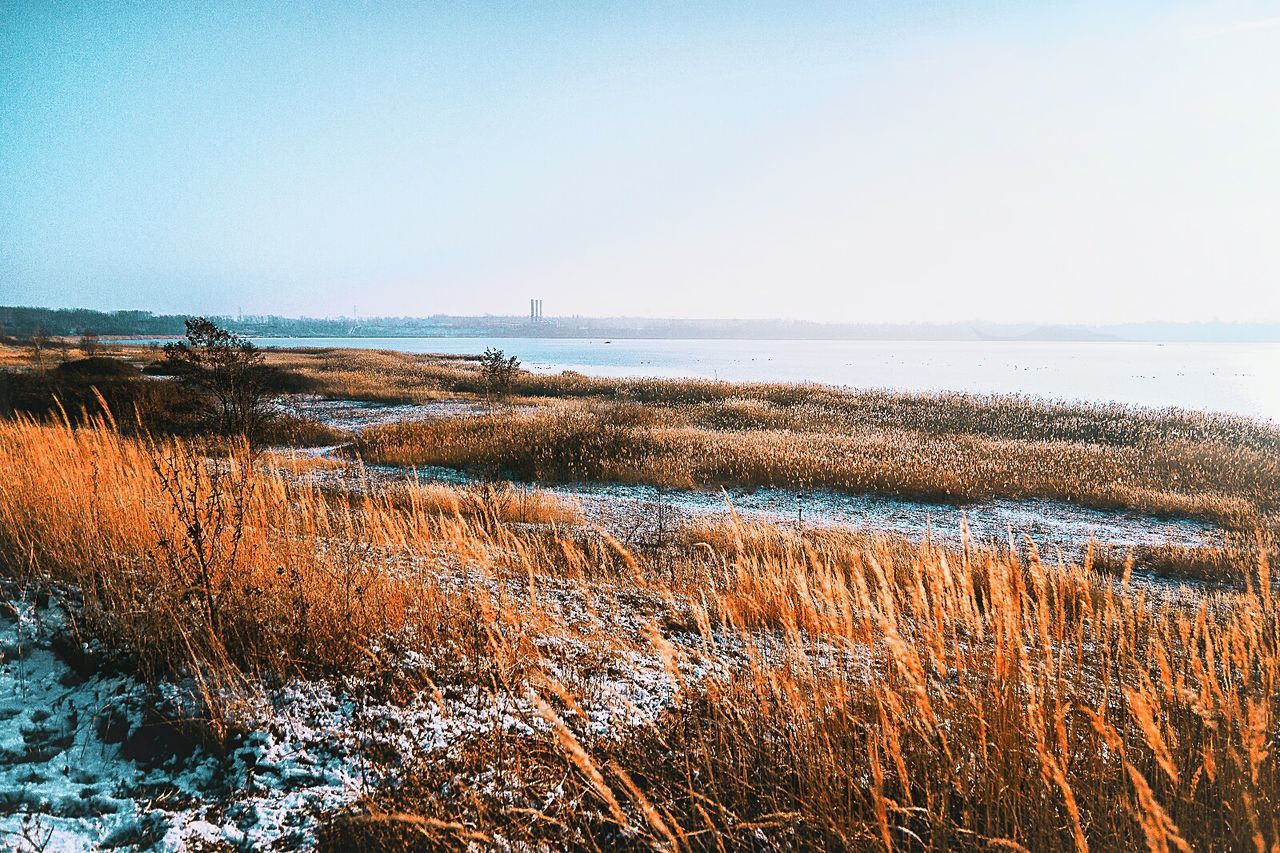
0;338;1278;849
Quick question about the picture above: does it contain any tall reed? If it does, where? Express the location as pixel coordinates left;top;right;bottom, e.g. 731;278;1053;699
359;401;1276;528
2;415;1277;849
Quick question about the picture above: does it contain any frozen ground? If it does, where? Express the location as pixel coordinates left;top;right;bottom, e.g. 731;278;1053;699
565;481;1223;552
0;591;377;851
279;396;539;436
0;577;686;852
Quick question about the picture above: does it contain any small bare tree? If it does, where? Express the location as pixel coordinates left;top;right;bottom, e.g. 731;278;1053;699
28;325;50;371
78;330;101;357
164;318;275;436
479;347;520;400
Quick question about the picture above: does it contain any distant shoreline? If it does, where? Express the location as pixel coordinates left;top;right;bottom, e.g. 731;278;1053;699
6;306;1280;343
116;333;1280;345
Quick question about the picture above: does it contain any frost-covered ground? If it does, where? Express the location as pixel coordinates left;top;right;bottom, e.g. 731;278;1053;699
278;396;517;435
0;576;689;852
565;481;1223;551
0;591;381;850
291;453;1223;554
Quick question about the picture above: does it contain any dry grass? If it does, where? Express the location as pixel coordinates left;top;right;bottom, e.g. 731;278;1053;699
0;342;35;368
256;448;351;474
0;417;577;717
343;510;1280;851
359;400;1278;529
258;347;482;404
3;414;1280;849
15;342;1267;531
1091;538;1272;587
381;480;584;527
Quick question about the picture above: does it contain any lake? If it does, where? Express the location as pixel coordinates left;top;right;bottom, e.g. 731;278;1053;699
136;336;1280;421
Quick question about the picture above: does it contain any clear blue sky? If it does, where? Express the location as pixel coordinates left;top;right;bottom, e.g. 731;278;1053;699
2;1;1278;322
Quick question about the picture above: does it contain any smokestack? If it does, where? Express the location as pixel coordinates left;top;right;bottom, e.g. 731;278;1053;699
530;299;535;322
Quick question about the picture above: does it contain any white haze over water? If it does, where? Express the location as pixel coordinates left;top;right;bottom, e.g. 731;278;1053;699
222;338;1280;421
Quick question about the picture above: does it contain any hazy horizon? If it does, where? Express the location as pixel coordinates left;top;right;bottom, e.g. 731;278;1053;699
4;1;1279;323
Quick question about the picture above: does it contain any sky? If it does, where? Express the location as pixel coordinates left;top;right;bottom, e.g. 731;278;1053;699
2;1;1278;323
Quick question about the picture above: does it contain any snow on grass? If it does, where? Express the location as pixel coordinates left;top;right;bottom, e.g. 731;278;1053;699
0;578;690;851
278;396;492;435
0;592;372;850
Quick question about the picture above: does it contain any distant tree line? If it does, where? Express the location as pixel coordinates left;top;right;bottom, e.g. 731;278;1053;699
0;306;999;340
6;304;1280;342
0;306;188;338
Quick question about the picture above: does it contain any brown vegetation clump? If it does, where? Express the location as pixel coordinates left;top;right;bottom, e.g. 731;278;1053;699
0;339;336;441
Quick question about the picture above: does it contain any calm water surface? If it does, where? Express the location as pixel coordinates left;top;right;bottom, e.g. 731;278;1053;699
140;336;1280;420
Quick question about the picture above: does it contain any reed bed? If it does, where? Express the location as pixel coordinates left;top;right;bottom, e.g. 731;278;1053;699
261;347;481;404
0;342;37;368
2;416;1278;849
1091;538;1271;587
167;343;1280;453
359;401;1277;529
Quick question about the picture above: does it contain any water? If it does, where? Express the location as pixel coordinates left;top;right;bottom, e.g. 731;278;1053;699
200;336;1280;421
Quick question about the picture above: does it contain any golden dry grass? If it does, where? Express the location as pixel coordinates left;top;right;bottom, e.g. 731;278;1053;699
0;342;35;368
345;522;1280;851
256;448;351;474
381;480;584;526
2;415;1279;850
